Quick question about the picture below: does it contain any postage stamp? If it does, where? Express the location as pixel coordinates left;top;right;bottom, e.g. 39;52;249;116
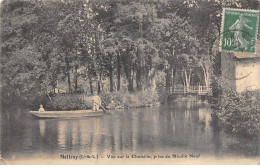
220;8;259;54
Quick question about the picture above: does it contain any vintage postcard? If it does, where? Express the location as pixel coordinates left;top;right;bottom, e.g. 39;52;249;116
0;0;259;165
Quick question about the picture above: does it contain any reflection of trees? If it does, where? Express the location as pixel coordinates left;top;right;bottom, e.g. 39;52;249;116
226;138;259;157
198;105;211;131
71;121;80;147
2;102;259;159
129;110;140;152
210;114;222;156
57;121;67;149
39;120;46;137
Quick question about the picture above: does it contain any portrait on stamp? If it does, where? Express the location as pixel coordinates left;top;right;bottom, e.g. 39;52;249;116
220;8;259;54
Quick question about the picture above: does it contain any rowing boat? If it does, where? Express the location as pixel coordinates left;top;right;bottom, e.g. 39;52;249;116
30;109;105;118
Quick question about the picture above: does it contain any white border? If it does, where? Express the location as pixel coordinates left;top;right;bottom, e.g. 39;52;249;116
0;165;258;168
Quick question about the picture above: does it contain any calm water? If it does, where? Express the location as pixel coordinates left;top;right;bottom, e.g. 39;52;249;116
0;100;259;162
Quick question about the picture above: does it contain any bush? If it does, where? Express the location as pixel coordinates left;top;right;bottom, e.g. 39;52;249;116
45;94;92;110
216;90;260;137
44;89;160;111
96;89;159;109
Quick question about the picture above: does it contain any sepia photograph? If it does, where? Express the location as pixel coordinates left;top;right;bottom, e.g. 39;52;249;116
0;0;259;165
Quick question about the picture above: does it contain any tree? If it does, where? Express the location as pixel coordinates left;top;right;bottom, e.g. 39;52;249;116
0;0;49;101
149;2;199;95
112;1;159;91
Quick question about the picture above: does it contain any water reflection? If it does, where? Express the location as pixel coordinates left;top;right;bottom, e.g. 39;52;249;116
71;121;79;146
57;120;67;149
0;100;259;161
39;120;46;137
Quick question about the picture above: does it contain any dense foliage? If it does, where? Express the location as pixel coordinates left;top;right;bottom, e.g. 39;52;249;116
45;94;91;110
2;0;257;103
212;90;260;137
100;88;159;108
43;88;159;110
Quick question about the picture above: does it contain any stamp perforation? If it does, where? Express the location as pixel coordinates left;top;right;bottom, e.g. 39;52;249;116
219;8;259;55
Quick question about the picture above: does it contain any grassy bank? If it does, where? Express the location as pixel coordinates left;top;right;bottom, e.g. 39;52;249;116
44;89;159;111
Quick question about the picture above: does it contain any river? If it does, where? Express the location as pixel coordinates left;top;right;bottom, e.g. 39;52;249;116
0;100;259;164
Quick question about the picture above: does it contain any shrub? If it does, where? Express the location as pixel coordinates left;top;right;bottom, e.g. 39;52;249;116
216;90;260;137
44;89;159;111
98;89;159;108
45;94;92;110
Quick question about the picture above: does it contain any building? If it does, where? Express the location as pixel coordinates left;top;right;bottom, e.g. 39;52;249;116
221;41;260;93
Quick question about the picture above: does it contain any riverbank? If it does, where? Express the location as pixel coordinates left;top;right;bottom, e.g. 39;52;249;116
43;89;160;111
210;90;260;137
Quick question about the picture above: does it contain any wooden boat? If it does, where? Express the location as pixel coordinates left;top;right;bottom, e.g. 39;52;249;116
30;109;105;118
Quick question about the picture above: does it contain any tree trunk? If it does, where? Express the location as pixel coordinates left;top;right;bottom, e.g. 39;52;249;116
51;74;57;93
89;77;93;95
96;72;102;93
171;67;176;93
184;69;191;91
97;81;100;93
128;78;134;92
137;20;143;91
74;66;78;93
116;51;121;91
132;63;135;90
151;78;156;92
65;56;72;93
165;68;172;102
165;68;172;94
202;66;210;91
136;66;142;91
122;51;134;92
74;47;79;93
100;73;104;92
136;46;143;91
109;53;114;92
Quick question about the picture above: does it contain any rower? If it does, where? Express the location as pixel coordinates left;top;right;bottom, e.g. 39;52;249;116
92;91;101;111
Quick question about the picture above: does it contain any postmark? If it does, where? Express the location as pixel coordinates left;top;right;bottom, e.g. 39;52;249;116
220;8;259;54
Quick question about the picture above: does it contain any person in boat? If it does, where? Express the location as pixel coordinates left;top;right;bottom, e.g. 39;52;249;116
92;91;102;111
38;104;45;112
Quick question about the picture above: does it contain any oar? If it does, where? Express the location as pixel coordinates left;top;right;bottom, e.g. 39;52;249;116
94;102;111;115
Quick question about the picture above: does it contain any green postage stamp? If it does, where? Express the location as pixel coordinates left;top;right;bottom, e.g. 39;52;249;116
220;8;259;54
